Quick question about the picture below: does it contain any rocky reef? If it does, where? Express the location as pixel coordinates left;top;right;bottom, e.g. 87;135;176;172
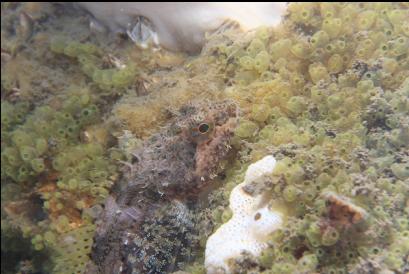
1;2;409;274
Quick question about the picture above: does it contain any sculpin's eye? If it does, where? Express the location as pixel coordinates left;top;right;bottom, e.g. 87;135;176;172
198;123;210;134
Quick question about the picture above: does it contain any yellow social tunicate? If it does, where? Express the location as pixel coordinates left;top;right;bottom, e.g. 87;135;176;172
270;39;292;61
254;51;271;73
310;30;330;48
391;36;408;56
387;9;408;27
309;63;330;84
235;120;259;139
320;3;337;18
291;42;310;59
286;96;307;116
247;38;266;57
327;54;344;74
240;56;254;70
357;10;377;30
251;104;271;123
322;18;342;38
401;21;409;36
383;58;399;74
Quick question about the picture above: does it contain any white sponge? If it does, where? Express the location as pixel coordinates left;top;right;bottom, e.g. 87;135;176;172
205;155;283;274
244;155;277;184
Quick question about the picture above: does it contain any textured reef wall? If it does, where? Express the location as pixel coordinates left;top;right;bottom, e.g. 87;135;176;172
1;2;409;274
